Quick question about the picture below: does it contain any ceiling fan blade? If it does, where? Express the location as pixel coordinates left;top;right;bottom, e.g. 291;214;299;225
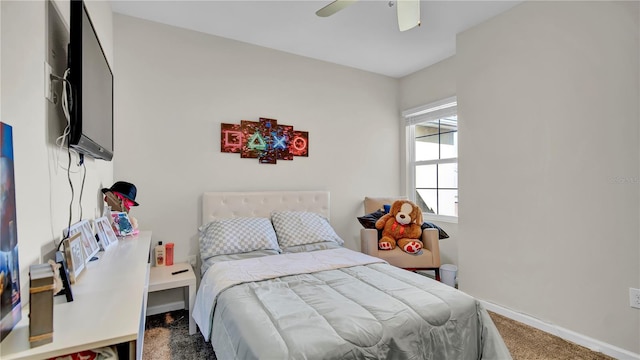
316;0;358;17
397;0;421;31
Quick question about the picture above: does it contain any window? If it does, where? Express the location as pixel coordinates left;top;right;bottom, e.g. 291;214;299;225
404;97;457;220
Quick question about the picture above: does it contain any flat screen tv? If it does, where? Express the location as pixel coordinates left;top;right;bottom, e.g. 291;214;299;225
68;0;113;161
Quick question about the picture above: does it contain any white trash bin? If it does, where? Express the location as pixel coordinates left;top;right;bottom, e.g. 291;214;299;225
440;264;458;288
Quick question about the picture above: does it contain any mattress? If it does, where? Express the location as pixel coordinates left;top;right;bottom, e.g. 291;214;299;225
193;248;511;359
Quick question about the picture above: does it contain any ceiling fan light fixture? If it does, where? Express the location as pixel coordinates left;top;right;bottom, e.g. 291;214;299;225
397;0;421;32
316;0;358;17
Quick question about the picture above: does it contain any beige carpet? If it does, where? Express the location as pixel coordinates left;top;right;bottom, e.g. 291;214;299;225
488;311;615;360
142;327;171;360
142;312;172;360
143;311;216;360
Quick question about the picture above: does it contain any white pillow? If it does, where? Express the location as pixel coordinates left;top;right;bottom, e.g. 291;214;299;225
271;211;344;248
199;217;280;261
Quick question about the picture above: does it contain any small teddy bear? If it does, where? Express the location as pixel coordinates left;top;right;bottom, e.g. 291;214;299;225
375;200;423;254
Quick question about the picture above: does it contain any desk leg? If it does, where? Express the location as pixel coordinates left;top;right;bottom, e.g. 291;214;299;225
116;341;136;360
129;339;136;360
188;282;196;335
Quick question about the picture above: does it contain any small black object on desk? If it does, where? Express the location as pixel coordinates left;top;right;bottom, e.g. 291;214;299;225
171;269;188;275
55;251;73;302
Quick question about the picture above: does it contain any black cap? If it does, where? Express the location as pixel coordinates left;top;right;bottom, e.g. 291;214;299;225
101;181;139;206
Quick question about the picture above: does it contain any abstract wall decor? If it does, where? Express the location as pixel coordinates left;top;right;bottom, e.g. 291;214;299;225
221;118;308;164
0;121;22;342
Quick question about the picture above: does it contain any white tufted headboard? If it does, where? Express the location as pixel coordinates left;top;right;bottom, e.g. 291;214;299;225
201;191;330;225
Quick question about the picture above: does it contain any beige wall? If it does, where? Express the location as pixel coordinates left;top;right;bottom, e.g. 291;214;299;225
456;1;639;354
400;56;457;111
0;0;114;301
112;14;400;262
399;56;459;266
401;1;639;354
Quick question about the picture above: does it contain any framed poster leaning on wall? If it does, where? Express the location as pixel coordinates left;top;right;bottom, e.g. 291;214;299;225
0;121;22;342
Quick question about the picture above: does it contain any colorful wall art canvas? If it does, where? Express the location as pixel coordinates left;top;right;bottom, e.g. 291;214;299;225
0;122;21;342
221;117;309;164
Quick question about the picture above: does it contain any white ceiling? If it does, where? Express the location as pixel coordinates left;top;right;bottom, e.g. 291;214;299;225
110;0;521;78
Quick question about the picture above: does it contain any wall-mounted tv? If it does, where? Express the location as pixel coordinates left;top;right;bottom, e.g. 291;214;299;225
68;0;113;161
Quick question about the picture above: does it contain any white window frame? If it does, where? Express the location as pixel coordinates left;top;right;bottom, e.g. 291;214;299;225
403;96;458;223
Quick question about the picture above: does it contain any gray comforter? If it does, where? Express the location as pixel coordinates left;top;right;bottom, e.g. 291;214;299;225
193;249;510;360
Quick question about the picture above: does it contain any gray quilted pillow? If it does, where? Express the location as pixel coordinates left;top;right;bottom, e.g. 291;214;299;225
199;217;280;261
271;211;344;248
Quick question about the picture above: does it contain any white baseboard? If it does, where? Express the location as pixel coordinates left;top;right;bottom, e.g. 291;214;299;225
480;300;640;360
146;287;187;316
146;300;185;316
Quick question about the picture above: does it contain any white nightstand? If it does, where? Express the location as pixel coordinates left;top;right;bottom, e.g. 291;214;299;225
148;263;197;335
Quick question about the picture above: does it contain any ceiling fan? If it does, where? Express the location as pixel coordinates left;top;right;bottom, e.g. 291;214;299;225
316;0;421;32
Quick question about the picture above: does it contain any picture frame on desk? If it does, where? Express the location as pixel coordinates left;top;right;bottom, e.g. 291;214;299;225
94;216;117;249
63;233;85;284
110;211;134;237
67;220;99;262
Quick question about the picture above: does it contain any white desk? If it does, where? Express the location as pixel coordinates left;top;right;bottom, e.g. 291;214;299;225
0;231;152;360
148;263;196;335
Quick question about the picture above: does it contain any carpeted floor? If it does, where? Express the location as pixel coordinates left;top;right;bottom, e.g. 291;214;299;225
488;311;614;360
143;310;216;360
144;309;615;360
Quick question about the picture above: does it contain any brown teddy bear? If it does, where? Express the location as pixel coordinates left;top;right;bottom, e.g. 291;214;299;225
375;200;423;254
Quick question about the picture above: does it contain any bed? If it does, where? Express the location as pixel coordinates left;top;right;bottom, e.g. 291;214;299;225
192;191;511;359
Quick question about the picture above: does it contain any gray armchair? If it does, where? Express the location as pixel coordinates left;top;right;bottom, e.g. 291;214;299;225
360;197;442;280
